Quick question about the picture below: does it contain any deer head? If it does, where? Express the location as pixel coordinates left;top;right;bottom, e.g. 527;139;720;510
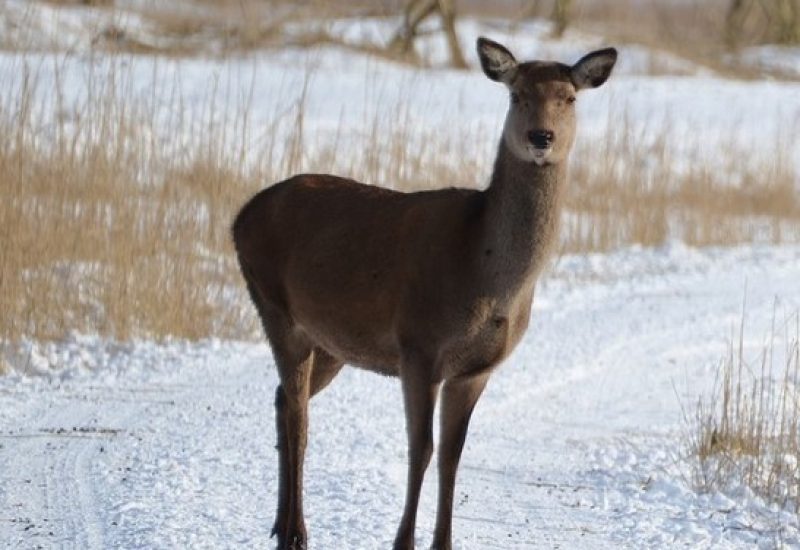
477;37;617;166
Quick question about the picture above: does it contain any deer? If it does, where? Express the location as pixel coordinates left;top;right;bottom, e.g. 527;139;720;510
232;37;617;550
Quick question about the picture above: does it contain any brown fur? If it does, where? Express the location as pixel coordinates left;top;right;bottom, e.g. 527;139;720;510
232;38;616;549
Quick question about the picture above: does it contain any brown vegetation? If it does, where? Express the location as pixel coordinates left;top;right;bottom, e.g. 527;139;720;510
0;47;798;346
687;305;800;511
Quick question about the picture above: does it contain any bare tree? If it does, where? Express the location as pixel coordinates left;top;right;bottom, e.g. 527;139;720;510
726;0;749;48
770;0;800;44
388;0;467;68
726;0;800;47
551;0;574;38
517;0;574;38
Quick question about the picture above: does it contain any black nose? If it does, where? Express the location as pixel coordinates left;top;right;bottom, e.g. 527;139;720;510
528;130;554;149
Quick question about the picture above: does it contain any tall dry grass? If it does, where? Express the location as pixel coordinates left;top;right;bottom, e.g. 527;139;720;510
687;304;800;511
0;50;798;348
565;115;799;253
0;55;258;342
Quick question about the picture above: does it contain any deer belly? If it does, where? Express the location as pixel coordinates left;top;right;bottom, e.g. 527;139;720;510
296;316;403;376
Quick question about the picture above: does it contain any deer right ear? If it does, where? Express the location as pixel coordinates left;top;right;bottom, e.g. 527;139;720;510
477;37;517;83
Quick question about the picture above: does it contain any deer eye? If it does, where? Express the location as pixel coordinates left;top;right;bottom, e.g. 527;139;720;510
510;93;520;104
566;95;577;105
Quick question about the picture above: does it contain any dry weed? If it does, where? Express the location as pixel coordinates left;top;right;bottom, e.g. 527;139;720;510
0;49;798;347
688;304;800;510
0;56;260;342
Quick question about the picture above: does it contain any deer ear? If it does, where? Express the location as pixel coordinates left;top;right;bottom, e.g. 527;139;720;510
570;48;617;90
477;37;518;83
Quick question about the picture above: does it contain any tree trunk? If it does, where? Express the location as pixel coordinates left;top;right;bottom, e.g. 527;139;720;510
388;0;468;69
727;0;800;47
725;0;749;48
388;0;438;58
438;0;467;69
551;0;573;38
770;0;800;44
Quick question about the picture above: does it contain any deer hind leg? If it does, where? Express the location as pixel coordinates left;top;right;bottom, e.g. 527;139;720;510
394;363;440;550
431;374;489;550
239;279;301;547
258;303;314;550
272;344;343;549
273;385;290;543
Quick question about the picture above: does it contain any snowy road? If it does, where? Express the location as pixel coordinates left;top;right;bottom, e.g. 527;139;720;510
2;244;800;549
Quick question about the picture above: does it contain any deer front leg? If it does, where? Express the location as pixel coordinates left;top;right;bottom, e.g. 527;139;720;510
393;368;440;550
431;374;489;550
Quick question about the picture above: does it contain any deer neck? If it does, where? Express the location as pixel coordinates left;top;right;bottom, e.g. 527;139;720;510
480;138;566;288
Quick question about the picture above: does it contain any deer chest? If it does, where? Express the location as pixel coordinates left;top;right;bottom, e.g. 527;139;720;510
440;295;533;379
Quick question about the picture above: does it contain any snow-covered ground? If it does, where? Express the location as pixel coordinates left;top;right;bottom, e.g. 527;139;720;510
2;244;800;549
3;3;800;549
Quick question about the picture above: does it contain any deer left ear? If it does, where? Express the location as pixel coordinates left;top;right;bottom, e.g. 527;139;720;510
570;48;617;90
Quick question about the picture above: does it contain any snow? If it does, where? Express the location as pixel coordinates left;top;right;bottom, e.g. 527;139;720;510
3;5;800;549
739;45;800;79
2;244;800;548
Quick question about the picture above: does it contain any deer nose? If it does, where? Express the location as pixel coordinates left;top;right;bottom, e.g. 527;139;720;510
528;130;554;149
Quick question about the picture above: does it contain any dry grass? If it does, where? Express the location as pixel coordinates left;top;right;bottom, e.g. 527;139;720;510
7;0;368;57
130;2;290;54
0;56;259;342
0;48;798;348
564;118;799;253
119;2;416;61
687;304;800;511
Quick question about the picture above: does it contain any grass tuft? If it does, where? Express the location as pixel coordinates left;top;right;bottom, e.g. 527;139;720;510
688;303;800;511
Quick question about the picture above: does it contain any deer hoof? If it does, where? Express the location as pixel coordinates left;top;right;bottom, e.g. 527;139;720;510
286;533;306;550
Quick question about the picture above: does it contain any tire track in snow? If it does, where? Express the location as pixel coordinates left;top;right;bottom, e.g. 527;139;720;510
0;381;176;549
0;393;105;548
0;399;56;549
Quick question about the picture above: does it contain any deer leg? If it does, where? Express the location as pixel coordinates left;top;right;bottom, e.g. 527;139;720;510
279;354;313;550
394;367;440;550
243;281;294;545
431;374;489;550
273;385;290;541
259;303;314;550
272;347;341;548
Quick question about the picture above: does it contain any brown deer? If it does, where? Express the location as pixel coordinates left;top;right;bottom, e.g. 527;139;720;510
232;37;617;550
